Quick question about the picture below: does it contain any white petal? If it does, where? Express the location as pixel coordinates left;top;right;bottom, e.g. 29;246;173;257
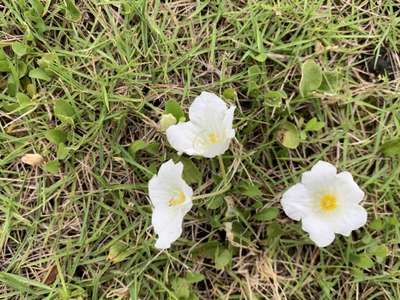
281;183;313;221
301;160;337;193
152;207;184;249
335;171;365;204
223;106;236;138
189;92;228;128
332;205;367;236
302;215;336;247
166;122;202;156
201;140;231;158
148;160;193;207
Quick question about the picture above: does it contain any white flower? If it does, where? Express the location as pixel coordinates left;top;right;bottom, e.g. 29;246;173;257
166;92;235;158
148;160;193;249
281;161;367;247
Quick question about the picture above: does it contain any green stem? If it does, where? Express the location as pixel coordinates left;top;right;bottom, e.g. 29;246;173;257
218;155;227;183
192;183;231;201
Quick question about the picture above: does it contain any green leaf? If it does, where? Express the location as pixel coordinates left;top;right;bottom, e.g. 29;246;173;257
223;88;237;100
319;70;341;93
42;160;60;174
128;140;148;155
350;253;374;269
0;60;11;72
16;92;31;107
185;272;205;284
46;128;67;145
276;122;301;149
264;90;287;108
299;59;322;97
254;207;279;221
207;196;224;210
304;117;324;132
252;52;267;62
369;218;384;231
165;99;185;121
16;61;27;78
7;75;18;97
31;0;44;16
239;182;262;198
214;248;232;270
172;278;190;299
65;0;81;21
107;241;135;264
54;100;76;124
381;138;400;156
369;245;388;263
0;272;53;293
178;157;202;184
57;143;69;160
192;241;220;259
11;42;29;57
29;68;51;81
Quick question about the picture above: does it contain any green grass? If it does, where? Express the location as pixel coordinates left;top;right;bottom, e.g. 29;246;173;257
1;0;400;299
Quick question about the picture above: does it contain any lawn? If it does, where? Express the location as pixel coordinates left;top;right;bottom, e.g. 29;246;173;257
1;0;400;299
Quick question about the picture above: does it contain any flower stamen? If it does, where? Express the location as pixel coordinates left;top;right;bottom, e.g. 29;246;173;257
319;194;337;211
208;132;219;144
169;191;185;206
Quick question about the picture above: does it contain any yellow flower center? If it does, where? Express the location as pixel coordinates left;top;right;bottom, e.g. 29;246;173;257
208;132;219;144
319;194;337;212
168;191;185;206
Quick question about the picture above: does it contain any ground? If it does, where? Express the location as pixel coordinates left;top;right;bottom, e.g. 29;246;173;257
1;1;400;299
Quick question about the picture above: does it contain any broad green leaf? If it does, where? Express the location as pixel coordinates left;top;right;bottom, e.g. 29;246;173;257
172;278;190;299
369;218;384;231
42;160;60;174
276;122;300;149
254;207;279;221
57;143;69;160
185;272;205;284
29;68;51;81
11;42;29;57
214;248;232;270
239;182;262;198
107;241;135;264
192;241;220;259
319;70;341;93
207;196;224;210
54;100;75;124
16;61;27;78
0;60;11;72
304;117;324;132
128;140;148;155
178;157;202;184
252;52;267;62
264;90;287;108
31;0;44;16
369;245;388;263
350;253;374;269
16;92;31;107
165;99;185;121
46;128;67;145
65;0;81;21
7;75;18;97
381;138;400;156
299;59;322;97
